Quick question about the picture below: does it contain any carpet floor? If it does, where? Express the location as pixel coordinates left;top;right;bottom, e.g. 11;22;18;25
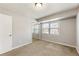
0;39;78;56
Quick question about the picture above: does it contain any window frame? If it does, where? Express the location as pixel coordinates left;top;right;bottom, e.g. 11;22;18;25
33;24;40;34
42;22;50;34
49;22;59;35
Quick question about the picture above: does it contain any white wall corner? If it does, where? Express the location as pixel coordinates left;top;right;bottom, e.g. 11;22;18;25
0;41;32;54
12;41;32;50
76;47;79;54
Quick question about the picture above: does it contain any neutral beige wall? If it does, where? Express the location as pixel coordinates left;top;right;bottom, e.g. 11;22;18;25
0;7;32;48
76;9;79;54
12;15;32;47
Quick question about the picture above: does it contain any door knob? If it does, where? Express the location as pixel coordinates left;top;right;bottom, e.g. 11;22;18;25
9;34;12;37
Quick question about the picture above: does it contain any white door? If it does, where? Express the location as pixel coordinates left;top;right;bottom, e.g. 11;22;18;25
0;14;12;54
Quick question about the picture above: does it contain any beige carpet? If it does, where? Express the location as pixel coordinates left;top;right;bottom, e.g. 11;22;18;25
0;39;78;56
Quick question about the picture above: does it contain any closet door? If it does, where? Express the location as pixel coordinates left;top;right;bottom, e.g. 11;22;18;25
0;14;12;54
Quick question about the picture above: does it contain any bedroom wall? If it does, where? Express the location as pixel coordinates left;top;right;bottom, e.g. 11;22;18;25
12;15;32;48
0;7;32;48
76;9;79;54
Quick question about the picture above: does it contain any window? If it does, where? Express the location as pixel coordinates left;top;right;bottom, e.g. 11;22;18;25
32;25;35;33
50;22;59;35
33;24;40;34
42;23;49;34
50;23;59;28
33;21;59;35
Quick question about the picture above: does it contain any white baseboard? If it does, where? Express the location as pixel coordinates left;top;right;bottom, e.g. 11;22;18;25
12;41;32;50
0;39;76;54
42;39;76;48
0;41;32;54
76;47;79;54
0;48;12;54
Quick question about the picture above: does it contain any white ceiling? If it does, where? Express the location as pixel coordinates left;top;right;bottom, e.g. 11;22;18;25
0;3;78;19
